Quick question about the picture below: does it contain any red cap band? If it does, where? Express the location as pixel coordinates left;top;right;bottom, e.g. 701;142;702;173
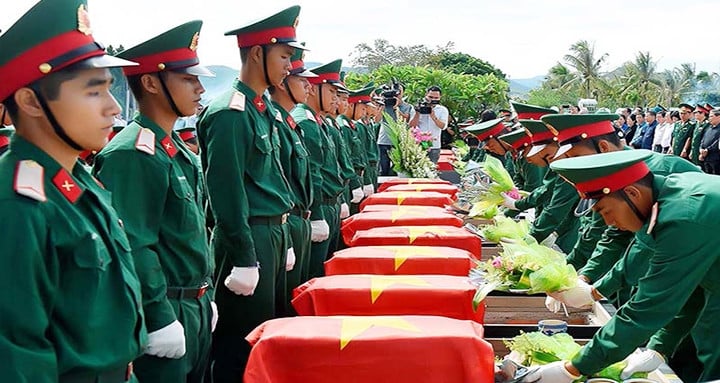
235;26;296;48
507;135;531;150
473;122;506;141
348;95;371;103
0;135;9;148
308;72;340;84
290;59;304;71
517;111;548;120
122;47;198;76
575;161;650;196
179;131;196;141
529;129;556;144
557;121;615;144
0;30;102;101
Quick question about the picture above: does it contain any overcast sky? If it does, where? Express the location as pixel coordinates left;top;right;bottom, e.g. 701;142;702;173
3;0;719;79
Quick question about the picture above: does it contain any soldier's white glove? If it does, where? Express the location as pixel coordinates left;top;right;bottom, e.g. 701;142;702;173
286;247;296;271
145;320;186;359
224;266;259;296
549;279;595;308
340;203;350;219
621;349;665;379
210;301;218;333
501;192;518;210
523;361;580;383
545;295;563;313
310;220;330;242
362;184;374;197
351;187;364;203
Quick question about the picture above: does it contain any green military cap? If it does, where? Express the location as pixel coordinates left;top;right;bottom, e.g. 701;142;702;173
308;59;347;91
519;118;558;157
225;5;306;50
695;104;710;115
540;113;619;158
337;71;349;94
348;85;375;104
463;117;505;142
498;126;532;151
117;20;213;77
678;103;693;110
0;0;137;102
510;101;555;120
550;149;652;200
705;103;714;112
288;42;316;77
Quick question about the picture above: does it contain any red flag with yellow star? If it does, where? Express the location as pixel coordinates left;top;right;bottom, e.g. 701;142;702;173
324;245;475;276
348;225;482;258
292;275;485;323
359;205;451;214
383;183;459;199
359;191;454;211
377;177;451;192
340;208;463;245
244;315;494;383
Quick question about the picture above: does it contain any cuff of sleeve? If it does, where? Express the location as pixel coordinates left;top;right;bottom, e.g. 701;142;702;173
144;299;178;333
571;348;597;377
514;198;529;211
215;230;257;267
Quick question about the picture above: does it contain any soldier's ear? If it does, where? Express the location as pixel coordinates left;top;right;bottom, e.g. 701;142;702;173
248;45;264;64
14;88;44;118
140;74;162;96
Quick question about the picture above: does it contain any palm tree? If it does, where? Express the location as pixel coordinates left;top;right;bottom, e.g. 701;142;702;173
659;69;691;107
562;40;609;98
544;62;574;90
622;51;661;107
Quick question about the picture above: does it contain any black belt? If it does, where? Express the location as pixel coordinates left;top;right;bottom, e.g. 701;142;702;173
62;363;132;383
290;207;311;219
248;213;289;225
166;283;209;299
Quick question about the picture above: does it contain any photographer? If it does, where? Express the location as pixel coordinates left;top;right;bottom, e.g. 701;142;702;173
409;85;449;163
377;80;415;176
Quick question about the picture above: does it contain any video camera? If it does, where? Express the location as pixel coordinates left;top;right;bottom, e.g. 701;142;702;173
381;79;401;107
417;98;440;114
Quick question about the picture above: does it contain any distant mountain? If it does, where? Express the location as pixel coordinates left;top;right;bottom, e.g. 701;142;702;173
508;75;545;96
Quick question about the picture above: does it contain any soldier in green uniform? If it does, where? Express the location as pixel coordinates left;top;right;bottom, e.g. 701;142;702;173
689;104;710;165
365;96;382;191
268;45;316;297
669;103;696;159
92;21;215;383
291;60;345;277
503;118;580;252
340;86;374;214
464;117;517;178
527;150;720;382
195;6;303;381
497;127;547;192
0;1;146;381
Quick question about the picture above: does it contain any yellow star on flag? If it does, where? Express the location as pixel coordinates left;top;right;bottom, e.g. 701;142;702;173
396;192;411;205
390;246;441;270
390;206;428;222
339;316;421;350
406;226;448;244
369;275;430;303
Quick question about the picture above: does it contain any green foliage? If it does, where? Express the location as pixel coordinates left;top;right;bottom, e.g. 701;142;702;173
346;65;508;121
350;38;454;71
429;52;506;79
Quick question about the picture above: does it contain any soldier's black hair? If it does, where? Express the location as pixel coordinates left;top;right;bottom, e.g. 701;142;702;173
126;75;145;101
576;131;622;151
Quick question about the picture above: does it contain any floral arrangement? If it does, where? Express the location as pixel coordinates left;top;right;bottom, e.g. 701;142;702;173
470;241;578;309
410;127;434;150
468;156;520;219
385;112;438;178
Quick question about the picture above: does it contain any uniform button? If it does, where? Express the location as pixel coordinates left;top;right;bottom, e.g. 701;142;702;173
118;219;124;228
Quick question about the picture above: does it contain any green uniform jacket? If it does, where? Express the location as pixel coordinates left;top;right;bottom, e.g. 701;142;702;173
273;102;313;213
573;172;720;379
326;116;361;191
671;120;696;156
0;137;145;381
355;120;375;185
580;151;701;283
366;120;380;163
527;172;580;248
93;113;211;331
514;170;554;212
197;79;293;267
502;151;516;182
512;154;547;192
292;104;343;219
337;114;368;176
690;121;710;164
566;208;606;270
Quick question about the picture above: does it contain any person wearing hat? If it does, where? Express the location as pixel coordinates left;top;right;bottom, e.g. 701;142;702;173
195;6;303;380
340;86;374;214
669;103;696;158
464;117;517;179
497;127;548;199
324;70;362;224
291;59;345;278
539;114;698;292
354;86;381;193
0;0;147;381
91;20;216;383
362;91;383;192
525;149;720;382
268;44;315;305
689;104;710;165
700;108;720;174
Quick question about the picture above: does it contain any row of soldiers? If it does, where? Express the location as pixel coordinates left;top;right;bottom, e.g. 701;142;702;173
0;2;390;383
458;104;718;382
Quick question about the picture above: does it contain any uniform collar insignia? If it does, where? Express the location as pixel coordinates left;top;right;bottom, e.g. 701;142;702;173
229;91;246;112
646;202;659;234
14;160;47;202
161;136;177;158
135;128;156;155
52;168;84;204
286;115;297;129
253;95;266;112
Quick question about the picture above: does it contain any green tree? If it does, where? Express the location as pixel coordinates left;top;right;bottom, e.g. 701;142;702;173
544;63;574;90
621;51;661;107
562;40;608;98
429;52;506;79
345;65;508;121
350;39;454;71
526;87;579;108
659;69;691;107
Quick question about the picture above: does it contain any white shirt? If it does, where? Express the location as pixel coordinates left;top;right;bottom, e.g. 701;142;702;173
416;104;449;149
653;122;667;147
660;122;674;148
